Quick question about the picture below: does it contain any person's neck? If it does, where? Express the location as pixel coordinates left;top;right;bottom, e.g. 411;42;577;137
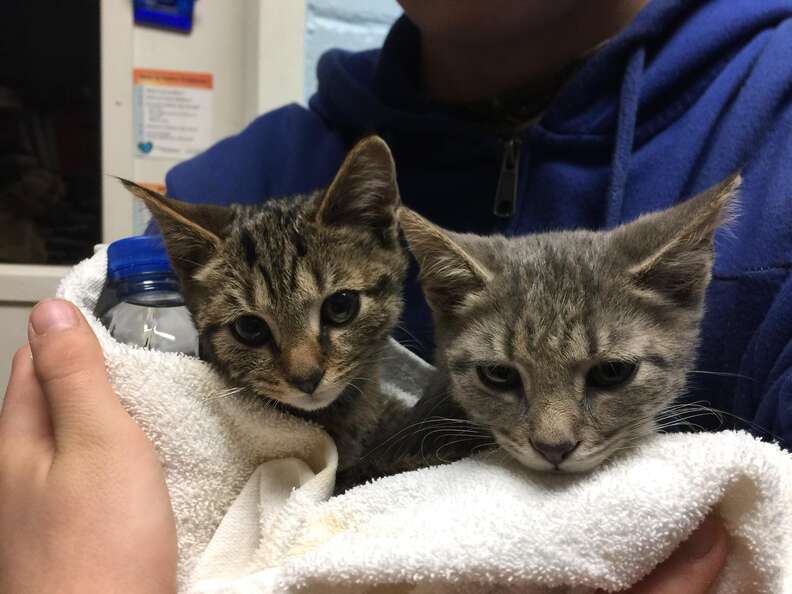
420;0;650;104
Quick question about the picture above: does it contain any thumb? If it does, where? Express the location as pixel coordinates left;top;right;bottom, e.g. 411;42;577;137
27;299;126;449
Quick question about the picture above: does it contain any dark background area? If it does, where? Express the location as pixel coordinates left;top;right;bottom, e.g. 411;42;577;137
0;0;102;265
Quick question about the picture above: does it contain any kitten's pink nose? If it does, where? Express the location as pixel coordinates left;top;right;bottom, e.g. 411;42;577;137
530;439;579;466
288;369;325;395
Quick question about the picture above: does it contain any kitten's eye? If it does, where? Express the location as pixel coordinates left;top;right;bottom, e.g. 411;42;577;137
476;365;521;391
321;291;361;326
586;360;638;389
231;315;272;347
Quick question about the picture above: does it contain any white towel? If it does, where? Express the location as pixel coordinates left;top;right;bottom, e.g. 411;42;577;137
57;250;338;586
190;431;792;594
59;251;792;594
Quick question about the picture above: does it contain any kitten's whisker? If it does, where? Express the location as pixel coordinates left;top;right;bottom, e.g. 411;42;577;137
654;400;783;443
383;421;483;452
604;442;644;457
478;447;508;463
392;323;425;350
470;441;499;456
336;379;365;394
434;437;487;463
201;385;246;402
655;419;708;432
654;406;725;425
419;427;489;463
383;422;486;460
687;370;755;382
358;416;478;461
170;255;205;269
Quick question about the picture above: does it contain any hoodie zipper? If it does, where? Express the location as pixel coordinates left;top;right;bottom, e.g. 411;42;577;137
493;137;522;218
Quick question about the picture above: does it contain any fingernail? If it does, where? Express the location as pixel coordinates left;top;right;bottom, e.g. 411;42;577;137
679;516;719;559
29;300;79;336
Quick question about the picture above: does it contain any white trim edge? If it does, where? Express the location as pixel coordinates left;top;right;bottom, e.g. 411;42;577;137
0;264;69;303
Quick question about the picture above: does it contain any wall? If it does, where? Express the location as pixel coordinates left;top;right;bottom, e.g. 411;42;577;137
303;0;401;101
99;0;306;237
130;1;254;233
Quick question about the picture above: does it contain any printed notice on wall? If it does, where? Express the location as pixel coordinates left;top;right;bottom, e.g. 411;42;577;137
133;69;213;160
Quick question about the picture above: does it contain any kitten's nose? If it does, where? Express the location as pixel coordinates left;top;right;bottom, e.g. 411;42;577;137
530;439;579;466
289;369;325;395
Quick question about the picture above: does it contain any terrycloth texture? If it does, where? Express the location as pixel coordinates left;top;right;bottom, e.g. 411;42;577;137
59;252;792;593
187;431;792;594
57;250;337;585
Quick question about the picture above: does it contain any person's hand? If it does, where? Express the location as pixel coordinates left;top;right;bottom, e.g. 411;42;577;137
621;514;729;593
0;299;177;594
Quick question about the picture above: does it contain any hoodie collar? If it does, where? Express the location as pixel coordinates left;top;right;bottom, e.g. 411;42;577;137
312;0;792;159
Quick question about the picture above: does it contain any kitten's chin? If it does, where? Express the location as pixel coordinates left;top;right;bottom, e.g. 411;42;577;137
556;455;609;473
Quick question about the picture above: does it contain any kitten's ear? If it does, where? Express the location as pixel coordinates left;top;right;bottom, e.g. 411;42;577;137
399;208;491;313
612;173;741;307
119;179;233;283
315;136;400;241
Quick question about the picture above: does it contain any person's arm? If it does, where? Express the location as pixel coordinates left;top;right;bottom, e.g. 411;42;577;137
731;273;792;447
703;30;792;447
0;299;176;594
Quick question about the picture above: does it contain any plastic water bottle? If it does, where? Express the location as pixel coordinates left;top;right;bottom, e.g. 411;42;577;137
99;236;199;356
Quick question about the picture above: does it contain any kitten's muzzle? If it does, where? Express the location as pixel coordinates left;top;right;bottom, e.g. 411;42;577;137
529;439;580;467
288;369;325;395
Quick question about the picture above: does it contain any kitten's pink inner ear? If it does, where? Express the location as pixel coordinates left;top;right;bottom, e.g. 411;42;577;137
315;135;400;230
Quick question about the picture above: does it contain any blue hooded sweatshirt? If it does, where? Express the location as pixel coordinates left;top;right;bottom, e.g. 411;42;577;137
165;0;792;446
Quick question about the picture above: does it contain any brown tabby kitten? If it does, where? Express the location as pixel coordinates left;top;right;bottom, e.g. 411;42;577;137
339;174;740;488
120;137;408;475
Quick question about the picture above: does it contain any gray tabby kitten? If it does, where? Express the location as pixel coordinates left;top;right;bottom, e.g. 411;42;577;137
121;136;408;473
369;174;740;478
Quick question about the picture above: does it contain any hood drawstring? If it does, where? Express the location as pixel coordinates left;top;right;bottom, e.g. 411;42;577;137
605;47;645;228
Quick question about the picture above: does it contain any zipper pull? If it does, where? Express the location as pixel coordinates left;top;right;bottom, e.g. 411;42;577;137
493;138;521;218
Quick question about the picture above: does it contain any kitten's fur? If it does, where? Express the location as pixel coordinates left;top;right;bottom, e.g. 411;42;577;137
121;137;408;473
399;174;740;473
341;174;740;487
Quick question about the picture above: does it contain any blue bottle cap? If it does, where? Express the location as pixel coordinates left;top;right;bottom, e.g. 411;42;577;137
107;235;174;282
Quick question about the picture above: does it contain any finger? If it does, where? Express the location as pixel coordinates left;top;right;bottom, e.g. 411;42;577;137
628;514;729;594
0;345;53;444
27;299;126;448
